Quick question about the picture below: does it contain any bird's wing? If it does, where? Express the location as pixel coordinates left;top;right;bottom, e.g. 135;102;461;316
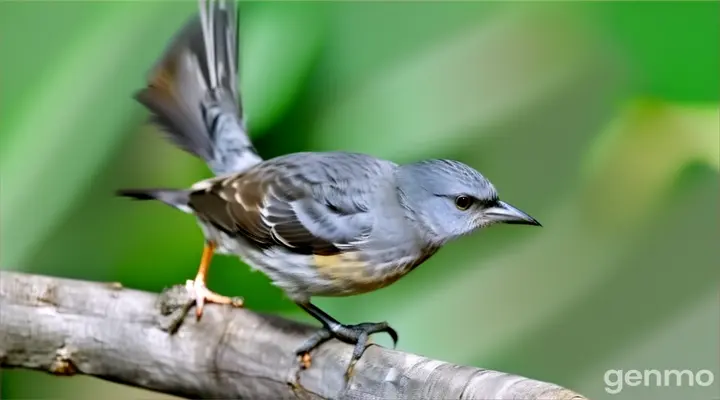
187;153;389;256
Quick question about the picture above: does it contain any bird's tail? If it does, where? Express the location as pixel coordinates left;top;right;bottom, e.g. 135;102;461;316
116;188;193;214
134;0;262;176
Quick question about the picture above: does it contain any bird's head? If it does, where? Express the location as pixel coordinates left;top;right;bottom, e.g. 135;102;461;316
396;159;541;245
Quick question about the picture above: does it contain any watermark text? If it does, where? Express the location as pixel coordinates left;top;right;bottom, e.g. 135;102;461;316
603;369;715;394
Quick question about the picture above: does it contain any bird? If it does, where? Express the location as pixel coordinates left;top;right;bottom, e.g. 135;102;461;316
117;0;542;377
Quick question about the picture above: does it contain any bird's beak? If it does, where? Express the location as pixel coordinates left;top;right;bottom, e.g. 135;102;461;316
484;201;542;226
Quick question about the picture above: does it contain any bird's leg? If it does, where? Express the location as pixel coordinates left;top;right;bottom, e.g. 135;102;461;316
295;302;398;381
185;241;244;320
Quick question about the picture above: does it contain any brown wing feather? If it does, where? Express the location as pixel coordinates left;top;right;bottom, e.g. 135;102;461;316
187;169;342;256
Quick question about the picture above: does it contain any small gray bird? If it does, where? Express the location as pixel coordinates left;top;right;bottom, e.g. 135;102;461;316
118;0;541;375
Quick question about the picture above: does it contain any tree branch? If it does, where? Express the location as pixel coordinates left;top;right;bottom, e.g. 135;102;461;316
0;271;586;399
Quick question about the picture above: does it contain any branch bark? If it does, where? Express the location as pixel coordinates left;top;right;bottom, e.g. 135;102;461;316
0;271;586;399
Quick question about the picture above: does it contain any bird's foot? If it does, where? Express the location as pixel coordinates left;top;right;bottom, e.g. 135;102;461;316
296;321;398;381
184;278;244;320
155;280;243;334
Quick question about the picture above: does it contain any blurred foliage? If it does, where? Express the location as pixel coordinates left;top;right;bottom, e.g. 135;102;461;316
1;2;718;400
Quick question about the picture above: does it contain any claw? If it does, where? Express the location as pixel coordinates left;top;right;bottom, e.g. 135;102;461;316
158;241;244;335
293;302;399;384
185;278;243;321
385;325;399;349
345;358;358;381
295;321;399;382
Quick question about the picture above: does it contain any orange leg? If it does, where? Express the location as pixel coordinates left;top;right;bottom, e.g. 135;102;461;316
185;241;243;320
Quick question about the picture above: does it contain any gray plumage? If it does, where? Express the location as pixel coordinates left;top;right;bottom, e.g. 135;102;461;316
118;152;540;302
120;0;541;302
118;0;541;371
134;0;260;175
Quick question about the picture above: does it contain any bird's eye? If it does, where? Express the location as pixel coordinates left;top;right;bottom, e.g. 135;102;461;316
454;195;474;210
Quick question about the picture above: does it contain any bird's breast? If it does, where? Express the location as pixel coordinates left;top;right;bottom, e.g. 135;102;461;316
311;246;439;296
196;217;441;299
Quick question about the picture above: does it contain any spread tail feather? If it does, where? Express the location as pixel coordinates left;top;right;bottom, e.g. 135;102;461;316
134;0;262;176
116;188;193;213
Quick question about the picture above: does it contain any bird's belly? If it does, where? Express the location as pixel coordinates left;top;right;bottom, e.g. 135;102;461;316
245;245;414;300
305;245;440;297
197;220;427;300
308;252;413;297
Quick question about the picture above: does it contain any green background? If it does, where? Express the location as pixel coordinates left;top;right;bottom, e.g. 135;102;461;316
1;1;718;399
